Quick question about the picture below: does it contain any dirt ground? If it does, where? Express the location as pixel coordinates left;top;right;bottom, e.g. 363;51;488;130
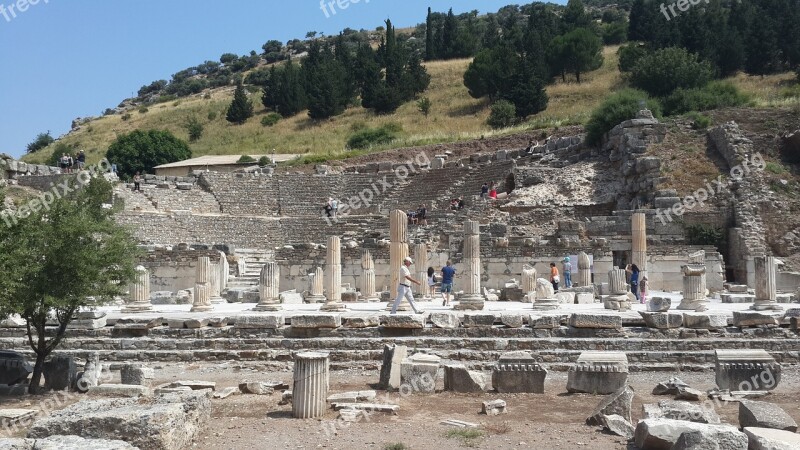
3;364;800;449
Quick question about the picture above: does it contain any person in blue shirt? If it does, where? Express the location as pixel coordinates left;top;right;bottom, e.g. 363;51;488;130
626;264;641;302
441;260;456;307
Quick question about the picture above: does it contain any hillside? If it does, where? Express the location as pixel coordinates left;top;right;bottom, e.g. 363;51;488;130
24;44;799;168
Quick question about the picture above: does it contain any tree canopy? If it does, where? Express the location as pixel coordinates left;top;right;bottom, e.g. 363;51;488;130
106;130;192;178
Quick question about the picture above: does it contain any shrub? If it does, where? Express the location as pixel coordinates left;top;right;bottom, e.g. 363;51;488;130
383;444;408;450
685;112;711;130
617;43;648;73
237;155;256;164
47;142;73;166
585;89;662;147
630;47;715;97
106;130;191;179
381;122;403;133
765;162;788;174
258;156;271;167
347;125;397;149
138;106;149;114
260;113;281;127
184;116;204;142
208;111;218;121
686;224;725;252
487;100;516;129
26;131;54;154
121;113;132;121
663;81;750;116
417;97;432;117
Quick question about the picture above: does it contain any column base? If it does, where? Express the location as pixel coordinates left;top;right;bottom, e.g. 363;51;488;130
305;295;327;304
190;305;214;313
121;304;154;314
210;296;225;305
677;299;709;312
751;302;783;311
253;303;283;312
363;295;381;303
320;302;347;312
532;298;560;311
603;294;630;312
453;294;485;311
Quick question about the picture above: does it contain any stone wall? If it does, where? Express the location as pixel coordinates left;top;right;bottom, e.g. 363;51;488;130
138;248;224;292
0;155;61;184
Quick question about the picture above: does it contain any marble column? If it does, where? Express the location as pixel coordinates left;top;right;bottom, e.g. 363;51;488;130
414;243;429;299
254;262;281;311
292;352;330;419
605;268;630;311
209;261;225;304
122;266;153;313
532;278;559;310
306;267;326;304
455;220;484;310
752;256;782;311
218;251;229;293
678;251;708;311
521;265;537;303
191;257;213;312
577;251;592;287
361;250;380;302
631;212;647;279
387;209;411;311
321;236;346;312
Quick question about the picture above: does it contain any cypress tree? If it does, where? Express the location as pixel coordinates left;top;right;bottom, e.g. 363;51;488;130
226;82;254;124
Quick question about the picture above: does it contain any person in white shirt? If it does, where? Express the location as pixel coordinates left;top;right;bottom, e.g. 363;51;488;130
390;257;423;314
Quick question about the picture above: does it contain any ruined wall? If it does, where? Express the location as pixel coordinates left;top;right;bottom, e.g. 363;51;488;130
138;248;224;292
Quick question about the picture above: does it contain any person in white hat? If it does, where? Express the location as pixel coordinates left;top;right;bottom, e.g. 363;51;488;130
390;257;423;314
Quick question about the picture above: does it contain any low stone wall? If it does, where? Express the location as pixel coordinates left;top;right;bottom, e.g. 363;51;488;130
139;248;224;292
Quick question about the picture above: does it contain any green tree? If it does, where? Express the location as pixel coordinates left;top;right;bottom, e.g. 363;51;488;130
183;116;204;142
47;142;74;166
559;28;604;83
0;176;139;393
226;83;254;124
304;41;353;120
262;60;307;117
562;0;592;33
417;97;432;117
630;47;715;97
106;130;192;179
26;131;54;154
586;88;662;146
487;100;516;129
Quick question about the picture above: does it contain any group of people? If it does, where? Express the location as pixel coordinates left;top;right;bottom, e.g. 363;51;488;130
390;260;456;314
323;198;339;218
480;182;498;201
58;151;86;173
449;197;465;210
547;257;647;303
548;258;572;292
406;205;427;225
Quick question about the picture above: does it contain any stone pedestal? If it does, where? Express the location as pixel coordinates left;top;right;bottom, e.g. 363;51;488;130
492;352;547;393
605;269;630;311
209;262;224;305
532;278;559;311
400;354;440;394
360;250;380;302
254;262;281;312
321;236;346;312
521;265;536;303
292;352;330;419
752;256;782;311
414;243;430;299
567;351;629;395
715;350;780;392
578;251;592;288
306;267;326;304
122;266;153;313
678;253;708;311
455;220;485;310
387;210;411;311
191;257;213;312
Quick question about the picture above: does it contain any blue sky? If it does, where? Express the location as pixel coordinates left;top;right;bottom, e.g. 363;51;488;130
0;0;568;158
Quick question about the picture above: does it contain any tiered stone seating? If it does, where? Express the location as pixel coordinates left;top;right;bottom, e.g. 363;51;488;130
276;174;342;217
144;186;221;214
114;185;158;213
278;216;389;244
390;166;470;212
201;173;280;216
460;161;515;197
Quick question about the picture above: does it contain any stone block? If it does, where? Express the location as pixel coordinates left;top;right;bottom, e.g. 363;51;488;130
0;409;37;428
165;380;216;391
400;354;440;394
652;377;689;395
88;384;149;397
597;414;634;440
207;317;228;327
381;314;425;329
568;313;622;329
462;314;495;328
634;419;746;450
234;314;284;329
43;356;76;391
0;351;32;386
586;385;634;425
238;382;275;395
280;292;304;305
556;292;575;304
733;311;779;327
379;344;407;390
683;313;728;329
343;316;379;328
430;312;459;329
185;319;208;329
326;390;376;404
738;401;798;432
639;311;683;329
120;365;154;386
11;435;138;450
330;403;399;415
481;399;506;416
643;400;721;424
575;293;594;304
529;315;561;329
341;291;358;302
69;317;108;330
443;364;486;393
721;293;755;304
567;352;628;395
648;297;672;312
744;427;800;450
491;352;547;394
500;314;524;328
167;319;186;329
672;428;748;450
290;314;341;329
715;350;780;391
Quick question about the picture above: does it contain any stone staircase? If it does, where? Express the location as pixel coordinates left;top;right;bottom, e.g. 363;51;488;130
226;248;272;292
114;185;158;213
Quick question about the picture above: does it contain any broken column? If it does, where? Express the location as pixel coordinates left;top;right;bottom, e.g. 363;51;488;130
631;212;648;281
414;243;430;299
578;251;592;287
388;209;411;311
522;265;537;303
254;262;281;311
306;267;326;303
191;257;213;312
360;250;380;303
209;261;224;305
218;251;229;293
321;236;346;312
678;251;708;312
292;352;330;419
605;268;630;311
532;278;559;311
752;256;782;311
455;220;484;310
122;266;153;313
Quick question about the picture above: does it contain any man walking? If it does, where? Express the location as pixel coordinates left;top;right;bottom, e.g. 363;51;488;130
562;257;572;288
390;257;423;314
440;260;456;307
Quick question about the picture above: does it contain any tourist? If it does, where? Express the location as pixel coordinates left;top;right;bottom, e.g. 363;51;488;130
441;260;456;307
323;198;333;217
390;257;423;314
407;209;418;224
450;199;459;210
416;204;427;226
550;262;560;292
331;198;338;217
456;197;465;210
562;257;572;288
480;182;489;201
133;172;142;192
77;150;86;170
427;266;438;300
59;153;69;173
626;264;641;302
488;182;498;201
640;275;648;304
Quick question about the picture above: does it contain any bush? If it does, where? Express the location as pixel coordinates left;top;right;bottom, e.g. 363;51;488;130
237;155;256;164
47;142;73;166
258;156;271;167
686;224;725;252
347;125;398;149
381;122;403;133
685;112;711;130
487;100;516;129
208;111;217;121
138;106;149;114
26;131;54;154
585;89;662;147
765;162;788;174
121;113;132;121
663;81;750;116
106;130;192;179
184;116;204;142
617;43;648;73
630;47;715;97
260;113;281;127
416;97;432;117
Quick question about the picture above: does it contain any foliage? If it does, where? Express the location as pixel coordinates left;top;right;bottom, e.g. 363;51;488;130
0;177;139;393
383;444;408;450
685;112;711;130
138;106;149;114
445;428;485;447
260;113;281;127
765;162;788;175
550;28;604;83
586;88;661;146
261;59;307;117
207;111;217;121
617;43;648;73
416;97;432;117
48;142;74;166
602;21;628;45
258;156;271;167
487;100;517;129
630;47;715;97
121;113;132;121
226;83;254;124
662;81;750;116
686;223;726;252
106;129;192;179
236;155;256;164
184;116;204;142
304;39;354;120
347;125;399;149
26;131;54;154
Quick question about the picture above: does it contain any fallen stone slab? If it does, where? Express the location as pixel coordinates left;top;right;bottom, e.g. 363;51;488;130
500;313;524;328
639;311;683;329
492;352;547;394
672;428;748;450
674;387;704;402
739;401;798;432
166;319;185;329
683;313;728;330
379;344;407;390
653;377;690;395
5;435;139;450
732;311;779;327
400;354;440;394
429;312;460;329
568;313;622;329
326;391;377;404
337;408;368;423
330;403;399;415
575;293;594;305
238;382;274;395
278;391;292;406
28;391;211;450
598;414;634;440
212;387;238;399
185;319;209;329
234;315;284;329
648;297;671;312
743;427;800;450
642;400;720;424
0;351;32;386
586;385;634;425
120;365;154;386
481;399;507;416
88;384;149;398
342;316;379;328
443;364;486;393
290;314;341;329
634;419;746;450
0;409;37;427
715;350;780;392
115;317;162;329
462;313;496;328
43;356;76;391
529;315;561;329
166;380;216;391
567;351;628;395
381;314;425;329
440;419;479;428
207;317;228;328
